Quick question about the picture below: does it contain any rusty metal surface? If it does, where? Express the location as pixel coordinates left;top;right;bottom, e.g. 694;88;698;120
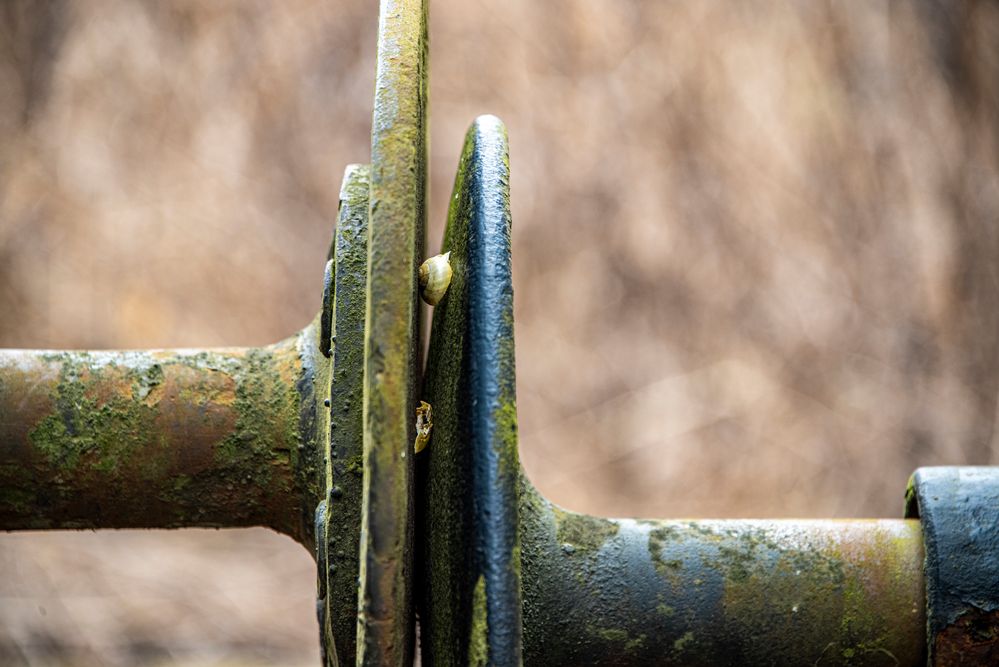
521;480;926;666
0;335;320;544
419;116;521;666
905;467;999;666
8;3;999;666
356;0;428;663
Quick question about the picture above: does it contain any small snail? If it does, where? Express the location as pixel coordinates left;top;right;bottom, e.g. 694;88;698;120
414;401;433;453
419;252;452;306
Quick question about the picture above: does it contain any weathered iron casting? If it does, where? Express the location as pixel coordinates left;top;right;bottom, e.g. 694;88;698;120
1;1;997;665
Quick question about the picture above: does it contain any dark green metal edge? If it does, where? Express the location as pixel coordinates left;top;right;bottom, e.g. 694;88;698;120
317;164;371;667
357;0;428;664
905;466;999;664
416;114;926;666
419;115;522;666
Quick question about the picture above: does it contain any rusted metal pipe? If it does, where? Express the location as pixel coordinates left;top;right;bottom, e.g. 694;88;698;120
0;331;323;545
520;481;926;666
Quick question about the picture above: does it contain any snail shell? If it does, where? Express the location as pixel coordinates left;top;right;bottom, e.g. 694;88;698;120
414;401;433;453
419;251;452;306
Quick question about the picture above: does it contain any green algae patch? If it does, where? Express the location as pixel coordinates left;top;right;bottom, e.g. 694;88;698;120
492;400;520;479
585;626;647;656
345;453;365;477
648;524;684;578
318;163;370;667
214;346;299;487
673;631;695;652
554;509;618;556
4;343;311;540
468;575;489;666
29;354;161;475
714;521;925;665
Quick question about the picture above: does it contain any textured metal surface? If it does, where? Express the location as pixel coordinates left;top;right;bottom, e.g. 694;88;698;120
905;466;999;666
0;335;321;545
521;483;926;666
316;164;371;666
414;112;929;665
8;2;999;665
419;115;521;666
356;0;428;663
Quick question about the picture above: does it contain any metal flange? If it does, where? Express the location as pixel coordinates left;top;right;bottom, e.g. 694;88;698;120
419;115;522;666
316;163;370;666
316;0;428;663
417;116;929;666
905;467;999;665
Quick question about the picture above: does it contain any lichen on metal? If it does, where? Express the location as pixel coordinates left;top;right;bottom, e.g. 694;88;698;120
520;479;926;665
419;115;522;667
416;115;928;666
4;1;999;665
356;0;429;664
317;163;371;666
0;335;320;544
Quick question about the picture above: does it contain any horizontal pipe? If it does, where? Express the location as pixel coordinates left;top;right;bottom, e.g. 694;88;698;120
521;481;926;666
0;334;320;544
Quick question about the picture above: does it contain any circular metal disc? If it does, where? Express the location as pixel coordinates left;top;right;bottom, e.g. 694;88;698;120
356;0;428;665
419;115;522;666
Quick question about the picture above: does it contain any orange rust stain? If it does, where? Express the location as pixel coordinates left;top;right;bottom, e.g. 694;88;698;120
0;364;57;456
82;366;133;405
935;608;999;666
163;364;237;407
150;365;238;474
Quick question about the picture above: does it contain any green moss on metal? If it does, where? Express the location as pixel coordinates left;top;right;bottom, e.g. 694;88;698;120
30;354;160;475
493;400;519;480
625;635;647;653
468;575;488;666
3;342;312;541
673;631;695;653
214;346;301;493
357;0;428;660
656;601;676;618
553;508;618;557
709;521;925;665
648;524;683;578
509;541;522;599
585;626;647;655
594;627;628;643
319;162;370;667
521;512;925;665
344;453;364;476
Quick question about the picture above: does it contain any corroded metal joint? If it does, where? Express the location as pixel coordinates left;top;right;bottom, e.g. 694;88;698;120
905;467;999;665
2;1;998;666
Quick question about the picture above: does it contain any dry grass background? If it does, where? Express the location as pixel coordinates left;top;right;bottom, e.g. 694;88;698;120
1;0;998;664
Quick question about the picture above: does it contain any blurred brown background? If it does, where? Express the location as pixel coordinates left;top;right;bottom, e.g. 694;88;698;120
1;0;998;664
